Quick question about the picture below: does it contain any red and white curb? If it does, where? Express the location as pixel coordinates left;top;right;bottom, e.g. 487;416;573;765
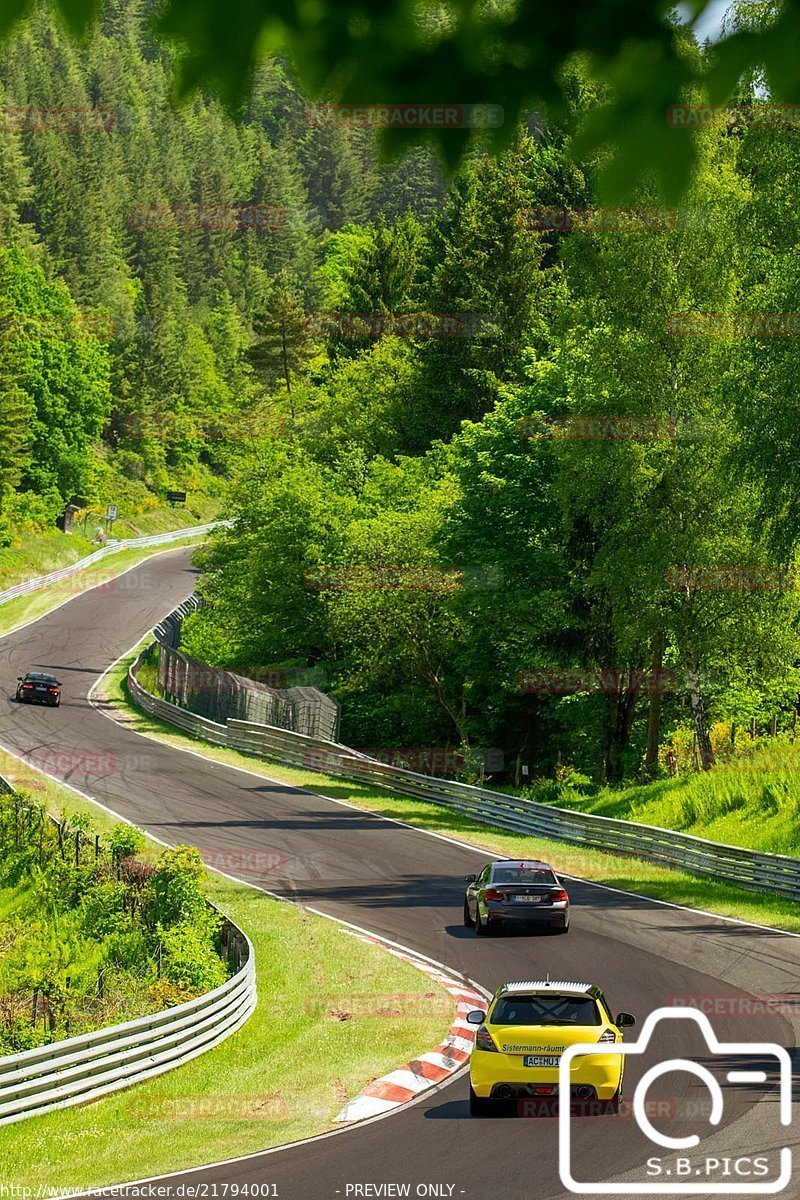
334;931;487;1123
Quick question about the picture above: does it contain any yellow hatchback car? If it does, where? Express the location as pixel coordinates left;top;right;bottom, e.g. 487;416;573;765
467;979;635;1115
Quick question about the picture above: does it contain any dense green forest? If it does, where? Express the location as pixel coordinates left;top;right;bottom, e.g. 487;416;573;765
0;0;444;538
3;1;800;785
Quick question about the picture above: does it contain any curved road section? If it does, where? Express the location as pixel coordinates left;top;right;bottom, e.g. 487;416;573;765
0;549;797;1200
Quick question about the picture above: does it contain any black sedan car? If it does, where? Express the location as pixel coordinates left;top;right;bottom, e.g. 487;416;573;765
16;672;62;707
464;859;570;935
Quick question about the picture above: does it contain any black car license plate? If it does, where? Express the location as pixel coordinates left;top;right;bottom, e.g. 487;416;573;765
511;894;542;903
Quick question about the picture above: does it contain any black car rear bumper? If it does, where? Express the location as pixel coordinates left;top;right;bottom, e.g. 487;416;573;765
484;905;568;927
18;693;59;706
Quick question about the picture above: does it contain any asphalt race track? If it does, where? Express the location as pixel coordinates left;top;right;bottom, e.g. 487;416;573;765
1;548;798;1200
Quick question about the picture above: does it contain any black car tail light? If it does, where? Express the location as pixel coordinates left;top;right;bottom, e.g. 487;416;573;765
484;888;504;901
475;1026;498;1052
551;888;568;902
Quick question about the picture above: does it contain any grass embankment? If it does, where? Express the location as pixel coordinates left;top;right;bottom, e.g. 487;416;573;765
522;752;800;858
0;799;229;1053
99;647;800;934
0;498;220;591
0;535;211;640
0;527;98;588
0;759;454;1191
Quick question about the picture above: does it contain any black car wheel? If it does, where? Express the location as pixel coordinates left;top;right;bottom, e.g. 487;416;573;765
463;899;474;927
469;1086;494;1116
475;909;492;936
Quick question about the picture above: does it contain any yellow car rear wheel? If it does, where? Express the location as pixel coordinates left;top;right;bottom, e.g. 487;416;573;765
469;1086;495;1116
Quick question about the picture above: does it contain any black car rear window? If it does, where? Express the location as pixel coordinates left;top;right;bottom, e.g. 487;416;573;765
491;995;601;1026
490;866;556;885
27;673;57;683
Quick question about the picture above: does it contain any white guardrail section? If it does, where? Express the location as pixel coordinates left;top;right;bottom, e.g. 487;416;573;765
128;640;800;902
0;521;228;608
0;772;256;1126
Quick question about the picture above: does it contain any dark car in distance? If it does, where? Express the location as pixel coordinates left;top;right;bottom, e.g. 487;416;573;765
16;672;61;707
464;859;570;935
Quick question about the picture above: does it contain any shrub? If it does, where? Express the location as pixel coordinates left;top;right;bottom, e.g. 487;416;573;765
158;921;227;993
109;825;146;862
147;977;197;1010
0;804;228;1042
145;845;208;928
6;487;64;531
114;449;147;482
79;882;132;938
101;929;152;975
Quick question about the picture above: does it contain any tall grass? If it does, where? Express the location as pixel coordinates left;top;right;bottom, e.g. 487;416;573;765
531;738;800;855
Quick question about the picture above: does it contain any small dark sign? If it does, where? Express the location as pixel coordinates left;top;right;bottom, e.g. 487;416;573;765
166;490;187;504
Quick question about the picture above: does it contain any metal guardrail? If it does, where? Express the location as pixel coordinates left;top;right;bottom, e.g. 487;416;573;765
129;649;800;902
151;598;341;742
130;648;364;765
0;521;228;608
0;769;256;1125
0;931;255;1126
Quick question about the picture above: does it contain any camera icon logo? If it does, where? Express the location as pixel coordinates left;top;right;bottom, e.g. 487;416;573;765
558;1006;792;1195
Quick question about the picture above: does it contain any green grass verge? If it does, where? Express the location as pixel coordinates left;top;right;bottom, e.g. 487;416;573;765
0;536;209;639
0;758;455;1190
0;527;98;590
0;498;220;593
525;754;800;859
97;648;800;936
109;497;220;542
